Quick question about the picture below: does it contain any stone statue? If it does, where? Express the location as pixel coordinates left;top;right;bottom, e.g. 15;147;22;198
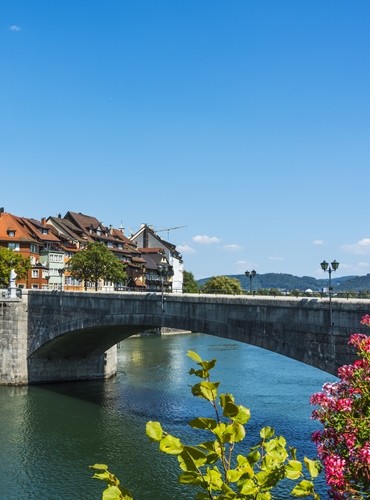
9;269;17;298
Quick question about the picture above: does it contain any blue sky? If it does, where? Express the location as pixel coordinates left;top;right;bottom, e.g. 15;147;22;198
1;1;369;280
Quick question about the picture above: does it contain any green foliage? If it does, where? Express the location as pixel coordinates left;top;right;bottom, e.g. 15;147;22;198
92;351;322;499
145;350;322;499
183;270;199;293
90;464;133;500
0;246;31;287
66;242;127;291
201;275;244;295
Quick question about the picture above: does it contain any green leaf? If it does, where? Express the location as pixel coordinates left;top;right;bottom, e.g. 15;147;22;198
223;401;239;418
303;457;321;479
219;393;235;409
187;350;203;363
179;446;207;471
285;460;302;480
233;405;251;425
256;493;272;500
146;421;163;441
260;426;275;440
226;422;246;443
179;471;204;486
227;458;254;482
291;479;315;497
256;468;284;488
90;464;109;471
247;449;261;464
199;359;216;371
191;381;219;402
239;479;259;496
102;485;131;500
189;368;209;379
204;467;223;490
91;471;112;483
188;417;217;430
159;434;183;455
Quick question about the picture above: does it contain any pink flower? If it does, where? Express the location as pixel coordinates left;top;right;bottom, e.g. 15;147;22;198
336;398;353;412
358;444;370;466
323;455;346;489
360;314;370;327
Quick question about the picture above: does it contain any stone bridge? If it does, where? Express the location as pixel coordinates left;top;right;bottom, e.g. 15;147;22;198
1;290;369;385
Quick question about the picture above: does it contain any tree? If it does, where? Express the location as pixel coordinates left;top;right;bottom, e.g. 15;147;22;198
0;247;31;287
66;242;127;291
202;275;244;295
183;270;199;293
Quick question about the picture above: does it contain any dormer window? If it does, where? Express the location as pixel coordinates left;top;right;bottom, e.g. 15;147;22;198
7;230;15;237
41;228;49;235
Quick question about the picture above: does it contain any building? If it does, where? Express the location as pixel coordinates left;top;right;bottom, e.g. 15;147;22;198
0;210;55;289
0;209;183;293
62;211;146;290
130;224;183;293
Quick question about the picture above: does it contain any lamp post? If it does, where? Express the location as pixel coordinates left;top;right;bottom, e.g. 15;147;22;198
245;270;256;294
320;260;339;329
157;262;171;312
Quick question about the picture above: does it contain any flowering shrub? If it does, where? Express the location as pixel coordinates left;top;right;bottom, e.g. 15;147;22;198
310;315;370;498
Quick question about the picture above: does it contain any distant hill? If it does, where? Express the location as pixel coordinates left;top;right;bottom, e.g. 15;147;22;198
197;273;370;292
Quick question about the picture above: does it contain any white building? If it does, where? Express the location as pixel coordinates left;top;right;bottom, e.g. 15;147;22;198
130;224;184;293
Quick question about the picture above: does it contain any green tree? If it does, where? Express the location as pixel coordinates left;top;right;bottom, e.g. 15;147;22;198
66;242;127;291
202;275;243;295
0;247;31;287
183;270;199;293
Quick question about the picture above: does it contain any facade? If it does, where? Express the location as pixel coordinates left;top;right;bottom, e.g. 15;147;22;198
63;212;146;291
139;247;172;292
130;224;183;293
0;209;183;293
0;211;49;289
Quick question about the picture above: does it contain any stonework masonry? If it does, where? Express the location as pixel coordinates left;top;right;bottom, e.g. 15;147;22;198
1;290;369;385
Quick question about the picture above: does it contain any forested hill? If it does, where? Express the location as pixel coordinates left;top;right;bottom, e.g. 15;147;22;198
197;273;370;292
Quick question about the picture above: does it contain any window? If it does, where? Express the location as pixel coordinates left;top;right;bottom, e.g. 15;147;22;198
30;244;38;253
7;230;15;237
32;270;39;278
32;284;39;289
50;253;63;263
8;242;20;251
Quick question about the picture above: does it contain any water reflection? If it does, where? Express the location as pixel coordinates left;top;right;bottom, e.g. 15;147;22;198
0;333;332;499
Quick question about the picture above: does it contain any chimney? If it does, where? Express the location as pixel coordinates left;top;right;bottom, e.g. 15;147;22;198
41;217;46;226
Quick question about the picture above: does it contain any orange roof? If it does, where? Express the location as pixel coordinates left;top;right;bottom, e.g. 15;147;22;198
0;212;39;243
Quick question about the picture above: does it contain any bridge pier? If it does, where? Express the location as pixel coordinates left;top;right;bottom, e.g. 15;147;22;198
0;295;28;384
27;346;117;384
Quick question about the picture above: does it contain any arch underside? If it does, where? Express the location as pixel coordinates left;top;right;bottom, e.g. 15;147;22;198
27;312;341;384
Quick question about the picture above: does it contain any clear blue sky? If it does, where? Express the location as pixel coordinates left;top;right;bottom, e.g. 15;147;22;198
1;1;369;280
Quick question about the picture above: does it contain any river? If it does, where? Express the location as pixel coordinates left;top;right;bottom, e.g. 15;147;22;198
0;332;332;499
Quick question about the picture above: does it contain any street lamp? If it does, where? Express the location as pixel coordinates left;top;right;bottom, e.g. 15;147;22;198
245;270;256;294
320;260;339;329
157;262;172;312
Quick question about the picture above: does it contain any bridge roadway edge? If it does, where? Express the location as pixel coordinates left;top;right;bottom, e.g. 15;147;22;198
1;290;370;385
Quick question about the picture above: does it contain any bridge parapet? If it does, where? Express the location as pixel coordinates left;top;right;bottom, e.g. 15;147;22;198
1;290;369;384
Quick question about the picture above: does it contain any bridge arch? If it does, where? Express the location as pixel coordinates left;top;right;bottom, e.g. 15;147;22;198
2;290;369;384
